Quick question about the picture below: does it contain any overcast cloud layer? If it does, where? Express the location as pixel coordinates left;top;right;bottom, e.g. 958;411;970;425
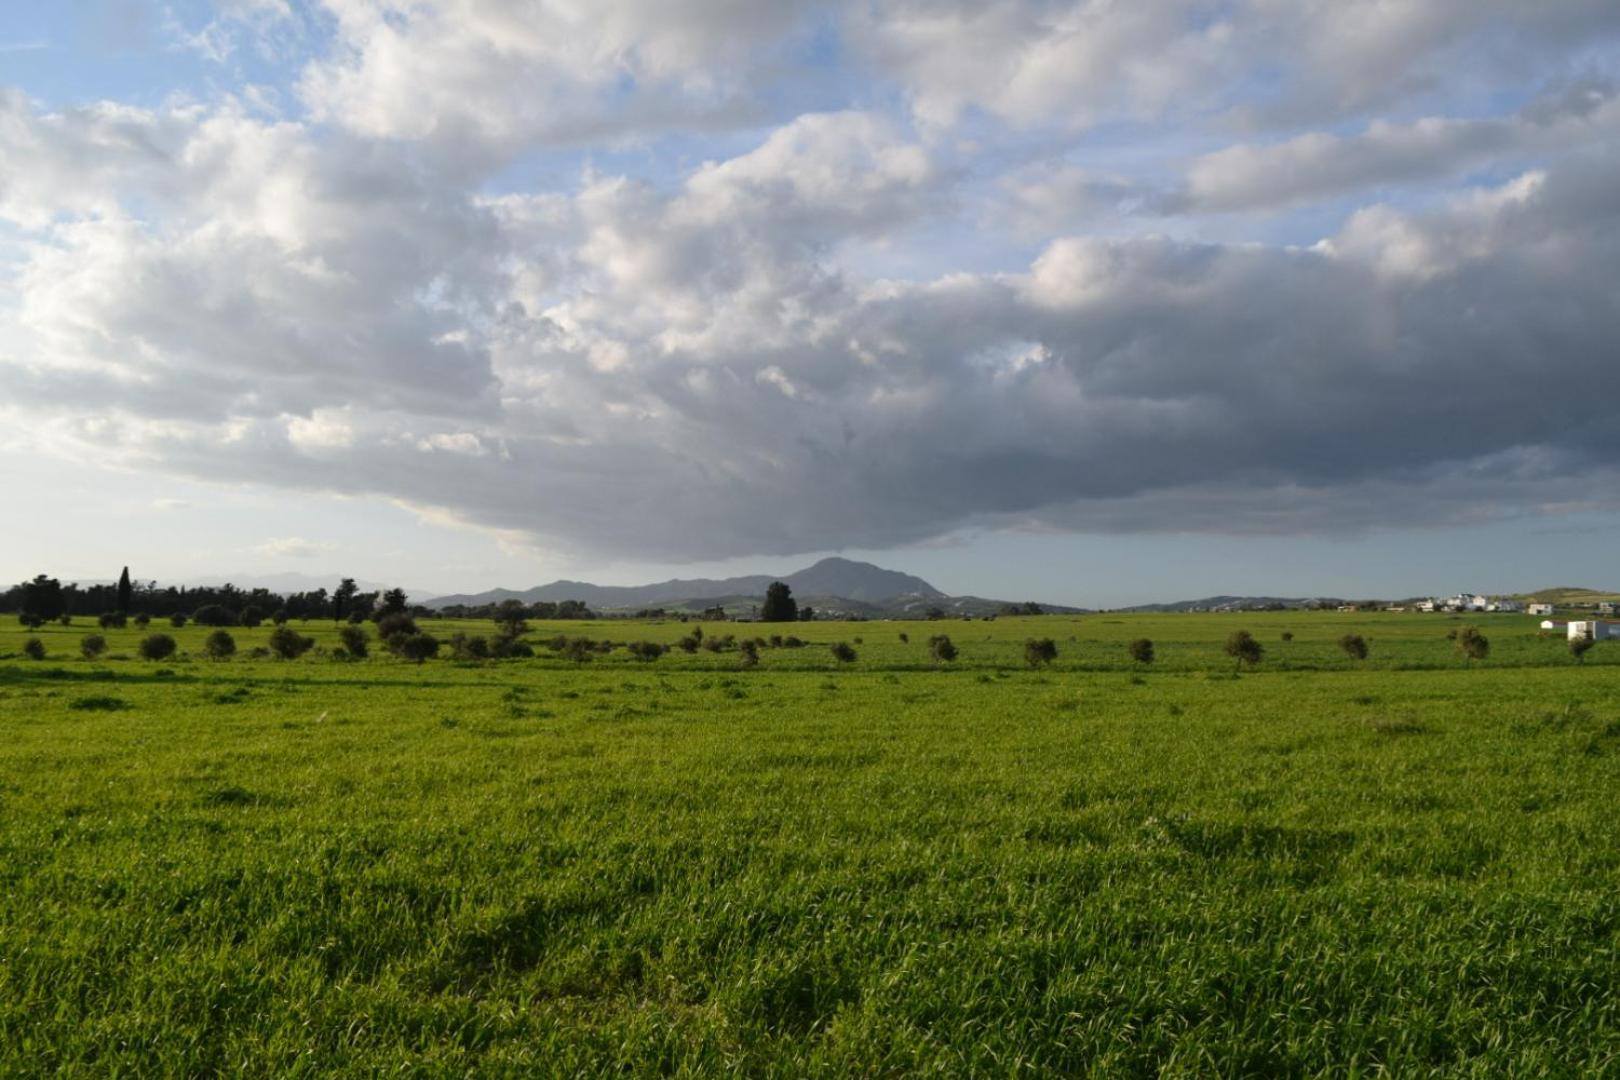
3;0;1620;561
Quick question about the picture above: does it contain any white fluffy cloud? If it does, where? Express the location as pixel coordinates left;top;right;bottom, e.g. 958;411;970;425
3;3;1619;562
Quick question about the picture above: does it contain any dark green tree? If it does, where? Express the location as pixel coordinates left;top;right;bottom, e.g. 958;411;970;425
760;581;798;623
1128;638;1155;665
1339;633;1369;662
378;587;409;617
1024;638;1058;668
333;578;358;624
21;575;65;624
116;566;132;615
1224;630;1263;670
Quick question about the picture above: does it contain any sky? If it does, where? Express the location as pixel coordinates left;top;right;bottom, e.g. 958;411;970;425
3;1;1620;608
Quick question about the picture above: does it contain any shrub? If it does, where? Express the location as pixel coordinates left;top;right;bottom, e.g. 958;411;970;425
17;613;45;630
1024;638;1058;668
347;612;365;625
561;637;597;664
132;613;151;629
338;624;370;658
1456;626;1489;662
493;600;529;637
830;641;857;664
898;632;910;643
738;640;760;667
677;634;701;653
377;612;418;644
240;606;265;628
80;634;108;660
1570;637;1595;664
271;609;290;626
22;637;45;661
929;634;958;663
783;636;805;648
1128;638;1155;665
1280;631;1294;642
98;612;126;630
193;605;236;627
1224;630;1263;670
169;614;188;628
57;614;72;626
1339;634;1369;662
204;630;237;659
490;634;533;659
397;633;440;664
450;633;490;661
139;634;177;661
627;641;668;662
267;626;315;660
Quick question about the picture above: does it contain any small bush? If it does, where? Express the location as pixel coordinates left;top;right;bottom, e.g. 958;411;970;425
240;606;265;628
22;637;46;661
738;640;760;668
169;614;188;629
69;695;129;711
1570;637;1595;664
57;614;72;626
1280;631;1294;642
1224;630;1263;670
271;609;290;626
80;634;108;660
17;613;46;630
338;624;370;658
1456;626;1489;662
1339;634;1369;662
1024;638;1058;668
98;612;126;630
898;632;909;643
490;633;532;659
204;630;237;660
267;626;314;660
830;641;857;664
397;633;440;664
450;633;490;661
627;641;668;662
1128;638;1155;665
377;612;418;644
139;634;177;661
132;613;151;629
929;634;958;663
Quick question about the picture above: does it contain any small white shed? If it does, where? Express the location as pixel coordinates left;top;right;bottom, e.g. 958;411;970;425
1567;620;1620;641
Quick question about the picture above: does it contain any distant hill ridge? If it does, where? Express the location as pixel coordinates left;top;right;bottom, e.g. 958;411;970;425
423;557;946;610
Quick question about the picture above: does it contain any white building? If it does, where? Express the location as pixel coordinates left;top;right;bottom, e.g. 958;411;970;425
1528;603;1554;617
1488;599;1522;613
1568;620;1620;641
1416;599;1439;613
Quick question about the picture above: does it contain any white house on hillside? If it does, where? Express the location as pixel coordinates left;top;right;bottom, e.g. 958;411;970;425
1568;620;1620;641
1528;603;1555;617
1488;599;1522;613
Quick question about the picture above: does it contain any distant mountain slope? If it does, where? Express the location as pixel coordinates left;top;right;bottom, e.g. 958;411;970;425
1117;595;1323;613
1509;586;1620;605
424;557;946;610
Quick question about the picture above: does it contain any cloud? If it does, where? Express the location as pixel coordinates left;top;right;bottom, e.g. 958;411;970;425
253;536;337;558
2;5;1620;565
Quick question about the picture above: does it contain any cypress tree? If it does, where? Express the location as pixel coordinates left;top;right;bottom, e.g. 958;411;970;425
116;567;132;615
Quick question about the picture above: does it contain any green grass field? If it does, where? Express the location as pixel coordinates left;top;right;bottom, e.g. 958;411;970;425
2;613;1618;1075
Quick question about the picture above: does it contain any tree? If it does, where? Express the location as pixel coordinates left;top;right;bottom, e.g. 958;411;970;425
204;630;237;659
21;575;65;624
627;641;668;662
798;606;816;622
377;587;409;618
1570;637;1594;664
22;637;45;661
169;614;188;629
493;600;529;637
116;566;132;615
1456;626;1489;663
1224;630;1263;670
334;578;358;624
397;633;440;663
193;605;238;627
80;634;108;660
338;624;370;658
929;634;958;663
377;612;418;645
1339;634;1369;662
1128;638;1155;665
830;641;857;664
267;626;315;660
139;634;177;661
98;612;126;630
760;581;798;623
738;640;760;667
1024;638;1058;668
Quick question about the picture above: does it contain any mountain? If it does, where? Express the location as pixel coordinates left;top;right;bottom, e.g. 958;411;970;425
424;557;991;615
1116;595;1329;613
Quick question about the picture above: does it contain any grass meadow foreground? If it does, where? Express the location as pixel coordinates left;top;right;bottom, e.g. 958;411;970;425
1;613;1618;1075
